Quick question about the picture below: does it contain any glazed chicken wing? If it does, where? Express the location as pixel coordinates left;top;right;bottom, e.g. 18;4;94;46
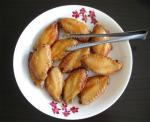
82;54;122;75
51;39;78;61
34;22;58;49
91;24;112;56
45;67;64;102
59;48;90;72
63;68;87;104
59;18;90;42
79;75;108;105
28;45;52;86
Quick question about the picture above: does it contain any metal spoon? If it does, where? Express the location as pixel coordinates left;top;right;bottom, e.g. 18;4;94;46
66;30;148;51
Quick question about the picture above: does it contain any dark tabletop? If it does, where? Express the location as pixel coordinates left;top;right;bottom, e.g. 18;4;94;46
0;0;150;122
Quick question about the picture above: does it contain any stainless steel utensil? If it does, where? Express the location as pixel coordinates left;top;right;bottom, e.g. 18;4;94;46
66;30;148;51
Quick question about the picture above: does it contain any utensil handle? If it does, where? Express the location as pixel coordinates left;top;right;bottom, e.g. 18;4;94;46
70;30;147;38
67;30;148;51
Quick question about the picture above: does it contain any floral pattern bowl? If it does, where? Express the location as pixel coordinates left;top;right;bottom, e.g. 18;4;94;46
13;5;132;120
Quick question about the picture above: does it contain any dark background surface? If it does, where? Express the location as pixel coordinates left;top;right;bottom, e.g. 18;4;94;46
0;0;150;122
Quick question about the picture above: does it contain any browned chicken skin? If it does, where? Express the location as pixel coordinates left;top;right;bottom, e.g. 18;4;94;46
51;38;78;61
28;45;52;86
82;54;122;75
28;18;123;105
45;67;64;102
91;24;112;56
63;68;87;104
59;48;90;72
34;22;58;49
59;18;90;42
79;75;108;105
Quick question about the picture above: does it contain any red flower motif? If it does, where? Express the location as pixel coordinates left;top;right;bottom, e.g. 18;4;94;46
91;17;97;25
50;101;57;108
79;8;86;15
72;10;79;18
88;10;97;25
88;10;96;18
70;106;79;113
61;103;67;111
49;100;79;117
62;110;70;117
72;8;97;25
52;107;61;114
82;14;88;22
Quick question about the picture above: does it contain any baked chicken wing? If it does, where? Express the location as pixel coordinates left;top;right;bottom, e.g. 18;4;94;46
59;48;90;72
45;67;64;102
28;45;52;86
34;22;58;49
91;24;112;56
82;54;122;75
63;68;87;104
79;75;108;105
59;18;90;42
51;39;78;61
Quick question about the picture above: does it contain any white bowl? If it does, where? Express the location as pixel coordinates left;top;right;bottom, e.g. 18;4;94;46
13;5;132;120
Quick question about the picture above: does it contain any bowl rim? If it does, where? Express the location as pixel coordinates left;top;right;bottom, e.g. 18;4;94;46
13;4;133;120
